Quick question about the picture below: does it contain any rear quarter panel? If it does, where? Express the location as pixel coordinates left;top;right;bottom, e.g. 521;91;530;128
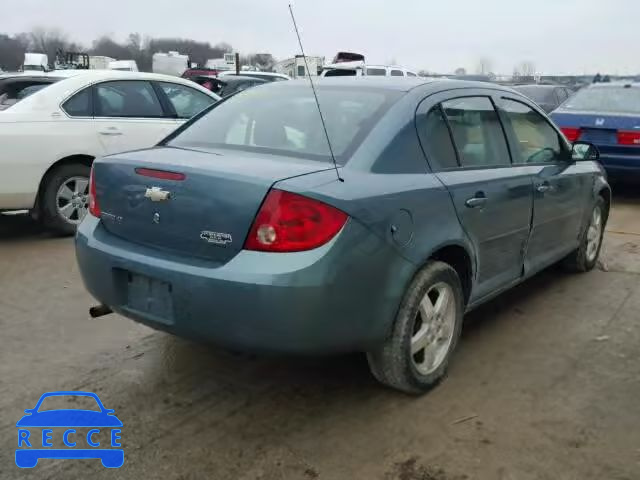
0;117;102;209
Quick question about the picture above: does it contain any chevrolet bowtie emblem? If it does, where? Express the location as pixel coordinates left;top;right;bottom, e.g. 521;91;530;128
145;187;171;202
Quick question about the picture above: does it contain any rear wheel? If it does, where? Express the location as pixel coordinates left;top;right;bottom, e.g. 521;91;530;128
563;196;607;272
39;163;91;235
367;261;464;394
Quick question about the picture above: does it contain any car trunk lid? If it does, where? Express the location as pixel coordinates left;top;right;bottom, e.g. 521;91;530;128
552;110;640;158
93;146;332;263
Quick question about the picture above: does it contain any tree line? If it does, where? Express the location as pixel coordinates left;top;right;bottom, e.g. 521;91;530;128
0;28;276;72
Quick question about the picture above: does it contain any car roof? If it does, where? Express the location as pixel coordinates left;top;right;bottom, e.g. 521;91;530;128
513;84;560;89
219;71;289;78
588;82;640;88
266;77;504;93
220;75;268;83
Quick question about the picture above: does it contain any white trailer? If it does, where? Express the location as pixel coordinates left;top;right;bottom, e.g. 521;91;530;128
152;51;190;77
109;60;139;72
274;55;324;78
89;56;115;70
205;53;237;72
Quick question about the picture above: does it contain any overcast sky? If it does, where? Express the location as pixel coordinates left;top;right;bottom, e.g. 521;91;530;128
3;0;638;75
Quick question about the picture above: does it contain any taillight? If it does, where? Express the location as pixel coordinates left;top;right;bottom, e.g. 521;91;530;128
88;165;101;218
135;168;186;181
561;127;581;142
244;189;348;252
617;130;640;145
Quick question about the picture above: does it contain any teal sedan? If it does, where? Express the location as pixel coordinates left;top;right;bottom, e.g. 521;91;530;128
76;78;609;394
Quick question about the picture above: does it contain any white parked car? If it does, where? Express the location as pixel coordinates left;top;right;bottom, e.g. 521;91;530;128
0;70;219;234
321;63;418;78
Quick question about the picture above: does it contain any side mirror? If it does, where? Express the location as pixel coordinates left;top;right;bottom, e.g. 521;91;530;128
572;141;599;161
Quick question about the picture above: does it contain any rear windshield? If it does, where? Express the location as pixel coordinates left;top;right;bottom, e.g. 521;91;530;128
168;85;401;163
561;86;640;114
513;86;555;104
0;80;57;111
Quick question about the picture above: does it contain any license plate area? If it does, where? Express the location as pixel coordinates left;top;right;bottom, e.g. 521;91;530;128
124;271;174;324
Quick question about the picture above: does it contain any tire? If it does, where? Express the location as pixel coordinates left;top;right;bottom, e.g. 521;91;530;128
367;261;464;394
562;196;607;273
39;163;91;236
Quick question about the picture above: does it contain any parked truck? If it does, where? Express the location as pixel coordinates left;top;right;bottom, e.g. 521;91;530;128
22;53;48;72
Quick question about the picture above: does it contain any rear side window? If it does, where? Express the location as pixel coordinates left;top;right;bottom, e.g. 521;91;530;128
419;107;458;170
95;81;164;118
63;88;92;117
158;82;215;119
441;97;511;167
499;98;562;164
323;69;357;77
366;68;387;76
407;72;417;77
390;70;404;77
555;88;569;103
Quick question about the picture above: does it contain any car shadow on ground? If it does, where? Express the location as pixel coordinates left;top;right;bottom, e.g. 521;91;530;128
129;264;570;399
0;212;54;241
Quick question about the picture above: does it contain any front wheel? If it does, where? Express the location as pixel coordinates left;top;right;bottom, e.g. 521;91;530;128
563;196;607;272
367;261;464;394
39;163;91;236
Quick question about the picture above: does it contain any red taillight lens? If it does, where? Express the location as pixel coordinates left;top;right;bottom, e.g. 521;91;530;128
561;127;582;142
617;130;640;145
88;165;101;218
244;189;348;252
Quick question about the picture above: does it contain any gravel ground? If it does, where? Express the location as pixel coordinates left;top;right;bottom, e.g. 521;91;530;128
1;189;639;480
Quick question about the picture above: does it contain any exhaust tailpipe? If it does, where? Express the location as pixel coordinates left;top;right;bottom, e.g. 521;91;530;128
89;304;113;318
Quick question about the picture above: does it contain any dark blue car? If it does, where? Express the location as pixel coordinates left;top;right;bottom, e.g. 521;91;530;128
16;391;123;468
76;78;609;394
551;83;640;180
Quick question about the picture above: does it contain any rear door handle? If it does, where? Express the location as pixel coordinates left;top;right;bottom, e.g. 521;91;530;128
99;127;122;136
465;196;487;208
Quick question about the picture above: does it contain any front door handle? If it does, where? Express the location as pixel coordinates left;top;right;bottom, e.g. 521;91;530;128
536;183;551;193
465;196;487;208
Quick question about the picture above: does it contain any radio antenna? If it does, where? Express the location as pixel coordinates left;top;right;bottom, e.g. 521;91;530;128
288;4;343;183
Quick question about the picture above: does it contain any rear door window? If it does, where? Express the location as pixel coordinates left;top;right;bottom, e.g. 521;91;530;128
441;97;511;167
158;82;215;119
366;68;387;76
390;70;404;77
95;81;164;118
418;107;458;170
498;98;563;164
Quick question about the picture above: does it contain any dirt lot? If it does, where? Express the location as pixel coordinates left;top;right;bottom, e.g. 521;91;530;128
1;190;639;480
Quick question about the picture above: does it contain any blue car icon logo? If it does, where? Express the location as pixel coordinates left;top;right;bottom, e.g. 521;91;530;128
16;391;123;468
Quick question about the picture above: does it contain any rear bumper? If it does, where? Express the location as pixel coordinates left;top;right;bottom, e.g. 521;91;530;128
75;216;414;354
599;154;640;178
